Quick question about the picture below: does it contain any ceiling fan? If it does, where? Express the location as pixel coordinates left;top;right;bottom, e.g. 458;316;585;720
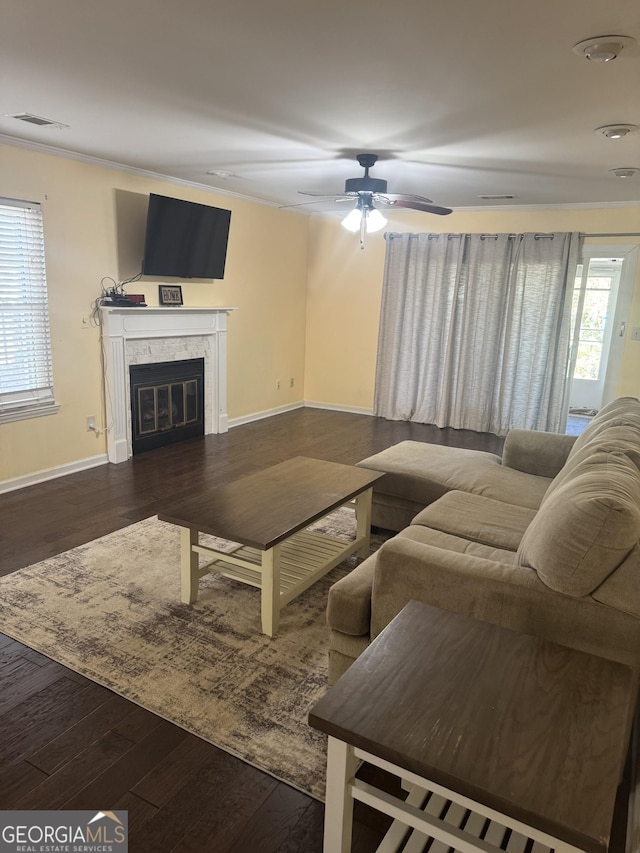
287;153;452;248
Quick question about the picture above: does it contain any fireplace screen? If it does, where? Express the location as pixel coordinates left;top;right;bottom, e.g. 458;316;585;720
130;358;204;454
137;380;198;434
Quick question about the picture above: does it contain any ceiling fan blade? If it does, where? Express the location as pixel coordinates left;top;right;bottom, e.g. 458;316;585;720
379;199;453;216
298;191;357;198
278;198;355;209
376;192;436;205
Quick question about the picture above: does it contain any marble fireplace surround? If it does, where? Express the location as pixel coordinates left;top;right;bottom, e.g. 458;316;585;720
100;307;236;464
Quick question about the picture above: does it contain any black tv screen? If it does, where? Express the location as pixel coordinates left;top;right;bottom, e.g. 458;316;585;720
142;194;231;279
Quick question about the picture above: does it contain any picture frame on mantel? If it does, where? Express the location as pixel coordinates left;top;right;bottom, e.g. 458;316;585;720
159;285;183;306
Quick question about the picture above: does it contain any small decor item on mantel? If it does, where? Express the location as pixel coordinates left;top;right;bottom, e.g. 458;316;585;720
159;285;183;306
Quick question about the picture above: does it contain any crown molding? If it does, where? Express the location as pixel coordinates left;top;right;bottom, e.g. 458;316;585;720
453;200;640;212
2;134;639;213
0;134;278;208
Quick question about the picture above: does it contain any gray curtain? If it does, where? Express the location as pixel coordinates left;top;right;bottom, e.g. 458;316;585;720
374;232;581;434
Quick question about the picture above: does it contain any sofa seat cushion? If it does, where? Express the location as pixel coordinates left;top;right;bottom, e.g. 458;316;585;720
399;523;520;564
357;440;551;510
411;491;536;551
518;450;640;596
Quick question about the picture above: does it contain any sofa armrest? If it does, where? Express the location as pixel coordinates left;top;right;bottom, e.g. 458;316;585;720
370;537;640;671
327;554;375;636
501;429;577;478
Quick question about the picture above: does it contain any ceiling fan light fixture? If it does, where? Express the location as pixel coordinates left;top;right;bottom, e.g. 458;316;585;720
341;200;388;234
341;207;363;232
366;207;388;233
596;124;638;139
572;35;637;62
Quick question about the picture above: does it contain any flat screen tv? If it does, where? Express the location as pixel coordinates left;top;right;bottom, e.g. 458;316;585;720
142;193;232;279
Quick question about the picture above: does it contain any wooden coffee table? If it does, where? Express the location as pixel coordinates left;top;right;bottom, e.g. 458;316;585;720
158;456;384;636
309;600;635;853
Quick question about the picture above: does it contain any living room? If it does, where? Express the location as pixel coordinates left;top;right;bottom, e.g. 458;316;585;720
1;1;640;850
1;145;640;489
1;4;640;488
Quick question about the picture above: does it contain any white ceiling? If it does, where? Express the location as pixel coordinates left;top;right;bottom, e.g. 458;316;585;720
2;0;640;215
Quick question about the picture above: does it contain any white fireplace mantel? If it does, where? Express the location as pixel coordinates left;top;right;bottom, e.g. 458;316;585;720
100;306;237;464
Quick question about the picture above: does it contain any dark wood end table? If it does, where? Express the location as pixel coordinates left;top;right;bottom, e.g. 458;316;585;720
309;600;636;853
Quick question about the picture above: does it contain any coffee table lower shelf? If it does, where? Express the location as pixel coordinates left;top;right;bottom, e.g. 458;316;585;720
183;527;365;636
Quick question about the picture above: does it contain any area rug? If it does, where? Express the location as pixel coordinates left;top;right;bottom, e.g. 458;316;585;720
0;508;385;800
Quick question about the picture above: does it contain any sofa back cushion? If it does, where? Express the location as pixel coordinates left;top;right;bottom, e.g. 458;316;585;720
567;396;640;461
518;450;640;596
543;425;640;503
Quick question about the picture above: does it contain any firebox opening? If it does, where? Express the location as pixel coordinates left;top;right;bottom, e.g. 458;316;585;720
129;358;204;454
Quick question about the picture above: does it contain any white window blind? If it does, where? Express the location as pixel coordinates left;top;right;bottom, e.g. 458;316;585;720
0;197;58;422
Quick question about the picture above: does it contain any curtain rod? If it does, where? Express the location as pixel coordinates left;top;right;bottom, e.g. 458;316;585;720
387;233;556;239
387;231;640;239
581;232;640;238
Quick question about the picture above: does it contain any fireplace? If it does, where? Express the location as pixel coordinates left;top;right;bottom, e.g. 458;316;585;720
130;358;204;454
100;306;235;464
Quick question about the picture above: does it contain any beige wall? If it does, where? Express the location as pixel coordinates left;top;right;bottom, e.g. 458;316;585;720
2;139;639;486
304;205;640;409
0;143;309;483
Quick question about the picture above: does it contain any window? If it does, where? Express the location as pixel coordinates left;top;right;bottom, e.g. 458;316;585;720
0;197;58;423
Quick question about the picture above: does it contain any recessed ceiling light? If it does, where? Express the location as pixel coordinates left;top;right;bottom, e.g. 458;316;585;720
7;112;69;128
572;35;637;61
609;167;639;178
596;124;638;139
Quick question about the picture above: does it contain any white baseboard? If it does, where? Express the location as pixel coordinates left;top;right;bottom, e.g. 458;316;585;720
229;401;374;428
1;404;372;493
228;402;305;428
304;400;375;416
0;454;109;495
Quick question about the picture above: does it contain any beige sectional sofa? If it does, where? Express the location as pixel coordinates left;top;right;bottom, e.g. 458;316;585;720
327;397;640;690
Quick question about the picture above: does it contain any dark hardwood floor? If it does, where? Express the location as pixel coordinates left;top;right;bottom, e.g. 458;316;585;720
0;409;626;851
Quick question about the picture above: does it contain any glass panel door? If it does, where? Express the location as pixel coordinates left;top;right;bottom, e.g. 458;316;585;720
569;257;623;412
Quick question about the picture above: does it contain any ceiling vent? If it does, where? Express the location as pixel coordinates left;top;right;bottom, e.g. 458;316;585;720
7;112;68;128
477;194;517;200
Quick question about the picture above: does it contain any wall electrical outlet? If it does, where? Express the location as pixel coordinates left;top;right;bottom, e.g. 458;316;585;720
81;316;90;329
276;379;281;390
290;377;295;388
632;327;640;341
86;416;96;431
